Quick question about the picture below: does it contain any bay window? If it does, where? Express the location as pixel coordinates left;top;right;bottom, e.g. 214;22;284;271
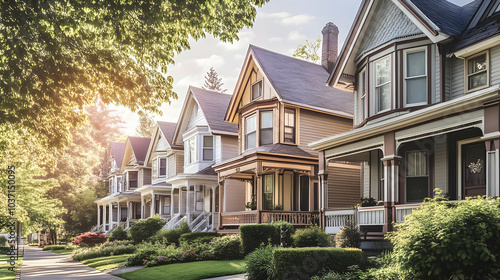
203;136;214;161
260;111;273;145
358;70;366;121
284;108;296;143
127;171;138;189
245;115;256;150
405;48;427;106
374;55;391;113
466;51;488;92
159;158;167;177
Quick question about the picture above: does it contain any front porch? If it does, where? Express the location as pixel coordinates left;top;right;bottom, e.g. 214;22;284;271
221;210;319;227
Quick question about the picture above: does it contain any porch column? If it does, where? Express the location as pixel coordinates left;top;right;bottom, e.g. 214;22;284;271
127;201;131;228
140;195;145;219
186;185;191;222
117;203;121;225
108;203;113;230
171;188;175;216
218;180;224;230
485;138;500;197
318;171;328;228
211;186;217;231
103;203;107;231
179;187;184;214
256;175;262;223
97;205;101;231
381;155;401;233
151;191;156;216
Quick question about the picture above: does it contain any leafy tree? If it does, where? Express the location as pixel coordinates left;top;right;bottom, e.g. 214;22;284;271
135;114;156;138
203;67;227;93
0;0;268;149
387;191;500;280
85;99;124;148
293;37;321;63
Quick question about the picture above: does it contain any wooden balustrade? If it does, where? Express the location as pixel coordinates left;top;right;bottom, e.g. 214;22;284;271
221;211;258;226
260;211;319;225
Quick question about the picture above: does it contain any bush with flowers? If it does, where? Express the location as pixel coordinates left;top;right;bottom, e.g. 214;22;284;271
73;232;106;247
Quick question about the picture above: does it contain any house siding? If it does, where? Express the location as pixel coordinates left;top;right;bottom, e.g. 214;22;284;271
356;0;422;58
168;154;176;178
220;135;239;162
156;136;169;151
434;135;447;194
326;164;361;210
143;169;152;185
187;102;207;131
176;152;184;175
224;179;246;212
490;45;500;86
299;109;352;155
449;56;465;100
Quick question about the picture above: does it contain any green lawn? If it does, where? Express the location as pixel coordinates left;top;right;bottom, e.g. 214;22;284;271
81;254;133;271
0;255;22;280
51;248;74;255
118;260;246;280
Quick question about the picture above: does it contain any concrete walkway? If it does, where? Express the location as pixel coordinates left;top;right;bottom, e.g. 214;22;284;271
20;246;123;280
202;274;247;280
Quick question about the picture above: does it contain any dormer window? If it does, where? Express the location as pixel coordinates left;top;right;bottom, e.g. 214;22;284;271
251;81;262;100
127;171;138;189
245;115;257;150
203;136;214;161
159;158;167;177
284;108;296;143
374;55;391;113
260;111;273;146
404;48;427;106
466;51;488;92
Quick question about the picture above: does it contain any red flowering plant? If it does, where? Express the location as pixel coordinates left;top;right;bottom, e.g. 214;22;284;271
73;232;106;247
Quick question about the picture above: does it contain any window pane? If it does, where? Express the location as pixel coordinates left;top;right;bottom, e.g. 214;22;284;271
263;174;273;210
407;77;427;104
261;111;273;128
203;136;213;148
284;109;295;126
252;81;262;99
189;138;195;163
245;115;256;133
203;149;213;161
159;158;167;176
468;54;486;74
377;83;391;111
468;72;487;90
260;129;273;145
407;151;427;176
152;158;158;179
246;132;256;149
375;57;390;85
407;51;425;77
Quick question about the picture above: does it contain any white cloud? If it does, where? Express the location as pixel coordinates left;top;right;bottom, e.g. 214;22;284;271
195;54;225;69
288;31;307;41
281;14;315;26
258;12;291;19
269;37;284;42
217;29;255;51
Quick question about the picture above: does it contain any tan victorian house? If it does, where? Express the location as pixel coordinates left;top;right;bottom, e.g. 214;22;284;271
214;24;361;231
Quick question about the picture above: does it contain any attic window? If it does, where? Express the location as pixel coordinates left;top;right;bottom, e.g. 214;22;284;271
251;81;262;100
466;51;488;92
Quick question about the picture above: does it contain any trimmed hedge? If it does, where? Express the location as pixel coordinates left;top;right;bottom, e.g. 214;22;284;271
129;214;166;244
292;226;330;247
42;245;66;251
273;247;363;279
153;221;191;246
240;224;279;255
179;232;220;244
209;235;242;260
72;245;136;261
109;226;128;241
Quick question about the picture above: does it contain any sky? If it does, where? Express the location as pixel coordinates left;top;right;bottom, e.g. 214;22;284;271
113;0;475;136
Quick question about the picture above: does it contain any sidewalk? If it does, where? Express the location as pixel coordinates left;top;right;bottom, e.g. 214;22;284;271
20;246;122;280
202;274;247;280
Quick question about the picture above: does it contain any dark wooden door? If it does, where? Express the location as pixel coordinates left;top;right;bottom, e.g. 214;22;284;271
462;142;486;197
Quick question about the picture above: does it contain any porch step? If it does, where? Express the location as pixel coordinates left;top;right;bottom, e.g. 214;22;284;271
362;232;385;240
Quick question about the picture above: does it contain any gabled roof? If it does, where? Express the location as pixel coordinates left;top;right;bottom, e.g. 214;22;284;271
241;143;316;159
190;87;238;134
128;137;151;165
157;121;178;146
249;45;353;117
110;142;125;165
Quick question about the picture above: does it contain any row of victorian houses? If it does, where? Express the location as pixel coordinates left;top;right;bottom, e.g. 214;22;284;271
94;0;500;243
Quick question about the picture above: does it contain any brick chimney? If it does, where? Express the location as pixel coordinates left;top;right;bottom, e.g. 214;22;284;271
321;22;339;73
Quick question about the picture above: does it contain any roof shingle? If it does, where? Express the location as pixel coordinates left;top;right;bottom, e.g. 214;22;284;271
190;87;238;134
110;142;125;166
128;137;151;164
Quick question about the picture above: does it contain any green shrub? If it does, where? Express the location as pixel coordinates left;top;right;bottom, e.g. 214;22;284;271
179;232;219;245
273;247;363;279
245;245;276;280
73;232;106;247
292;226;330;247
240;224;279;255
101;240;133;248
209;235;242;260
270;221;295;247
129;214;166;244
127;242;172;266
0;236;8;247
387;194;500;280
42;245;66;251
109;226;128;241
335;221;361;248
72;245;136;261
153;221;191;246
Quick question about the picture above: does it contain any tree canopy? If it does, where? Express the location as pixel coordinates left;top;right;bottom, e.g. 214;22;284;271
0;0;268;148
203;67;227;93
136;114;156;138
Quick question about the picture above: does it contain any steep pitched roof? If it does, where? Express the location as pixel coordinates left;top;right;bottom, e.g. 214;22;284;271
190;86;238;134
110;142;125;165
157;121;179;146
241;143;316;159
128;137;151;164
250;45;353;117
408;0;479;37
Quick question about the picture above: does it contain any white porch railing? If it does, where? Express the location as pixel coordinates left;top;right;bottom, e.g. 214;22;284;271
357;206;385;225
164;213;182;229
191;212;211;232
173;215;187;228
324;209;356;234
90;225;98;233
395;204;420;223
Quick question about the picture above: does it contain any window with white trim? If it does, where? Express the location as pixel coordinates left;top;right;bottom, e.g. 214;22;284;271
203;136;214;161
259;111;273;146
374;55;391;113
245;115;256;150
159;158;167;177
358;69;366;120
127;171;138;189
251;81;262;100
284;108;296;143
406;151;429;202
152;158;158;180
466;51;488;92
187;138;196;164
404;48;427;106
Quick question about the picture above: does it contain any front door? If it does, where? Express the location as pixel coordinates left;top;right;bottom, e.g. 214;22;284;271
462;142;486;197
